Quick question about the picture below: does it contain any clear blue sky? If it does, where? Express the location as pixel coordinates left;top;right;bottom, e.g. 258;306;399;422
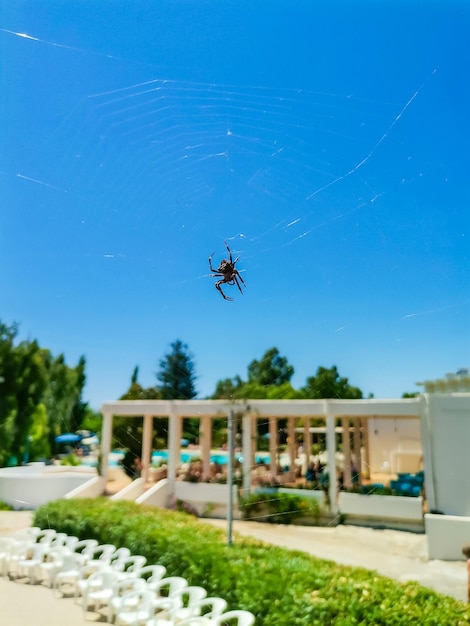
1;1;469;409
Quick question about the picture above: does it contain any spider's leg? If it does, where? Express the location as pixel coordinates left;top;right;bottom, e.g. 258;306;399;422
233;275;244;295
224;241;233;264
215;280;233;301
234;269;246;287
208;253;219;274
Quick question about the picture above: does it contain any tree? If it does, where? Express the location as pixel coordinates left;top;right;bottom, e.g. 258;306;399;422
0;322;19;464
302;365;363;399
114;367;162;455
210;376;244;399
120;366;161;401
69;355;88;432
42;353;81;451
247;347;294;387
10;339;48;458
156;340;197;400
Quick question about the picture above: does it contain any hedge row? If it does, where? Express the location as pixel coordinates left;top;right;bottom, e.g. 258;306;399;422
34;499;470;626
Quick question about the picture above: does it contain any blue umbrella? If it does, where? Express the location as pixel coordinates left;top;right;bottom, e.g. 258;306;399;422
55;433;82;444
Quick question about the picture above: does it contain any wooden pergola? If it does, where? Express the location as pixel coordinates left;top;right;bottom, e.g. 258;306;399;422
100;398;422;512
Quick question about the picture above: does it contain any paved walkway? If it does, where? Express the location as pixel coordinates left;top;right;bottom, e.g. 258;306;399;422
206;518;467;602
0;513;467;626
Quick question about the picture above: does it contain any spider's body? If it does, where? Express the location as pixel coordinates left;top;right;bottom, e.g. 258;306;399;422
209;241;246;301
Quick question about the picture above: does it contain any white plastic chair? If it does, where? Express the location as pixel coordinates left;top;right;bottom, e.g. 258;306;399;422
36;529;58;546
48;532;69;547
148;576;188;613
134;564;166;584
4;540;34;579
110;547;132;567
185;597;228;621
86;543;118;566
72;538;99;565
163;586;207;622
40;550;82;588
114;555;148;577
16;543;48;584
108;577;148;623
150;615;214;626
55;559;108;597
0;537;16;577
114;589;156;626
82;569;120;614
76;561;114;598
211;610;255;626
64;535;80;549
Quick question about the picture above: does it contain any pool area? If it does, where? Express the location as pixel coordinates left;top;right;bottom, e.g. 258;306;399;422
107;449;273;467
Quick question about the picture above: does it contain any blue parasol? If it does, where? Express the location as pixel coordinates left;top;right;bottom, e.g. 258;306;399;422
55;433;82;444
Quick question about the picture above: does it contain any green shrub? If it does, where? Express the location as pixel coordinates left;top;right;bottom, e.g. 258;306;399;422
60;453;82;466
34;499;470;626
239;492;320;524
0;500;13;511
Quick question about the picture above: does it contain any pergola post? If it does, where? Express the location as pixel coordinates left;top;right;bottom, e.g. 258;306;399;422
325;401;338;513
100;411;113;481
361;417;370;479
199;414;211;479
287;416;296;482
353;418;362;485
242;412;252;496
342;416;352;488
167;404;182;489
269;416;277;476
303;417;312;475
141;414;153;483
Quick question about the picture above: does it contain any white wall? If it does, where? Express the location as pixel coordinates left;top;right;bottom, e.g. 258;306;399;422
422;394;470;517
425;513;470;560
0;464;96;510
367;417;422;473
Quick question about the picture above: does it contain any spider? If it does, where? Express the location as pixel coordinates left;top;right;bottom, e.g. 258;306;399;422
208;241;246;301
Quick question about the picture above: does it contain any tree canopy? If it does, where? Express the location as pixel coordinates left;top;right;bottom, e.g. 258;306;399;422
0;320;93;466
211;348;363;401
302;365;363;399
156;340;197;400
247;347;295;387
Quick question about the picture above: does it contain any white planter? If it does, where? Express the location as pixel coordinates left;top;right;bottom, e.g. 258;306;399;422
338;492;423;521
174;482;238;516
277;488;325;504
0;466;97;510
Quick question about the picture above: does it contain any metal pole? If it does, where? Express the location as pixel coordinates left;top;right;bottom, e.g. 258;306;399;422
227;409;234;546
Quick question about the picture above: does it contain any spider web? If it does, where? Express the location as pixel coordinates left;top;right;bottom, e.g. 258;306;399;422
13;72;421;262
2;22;466;410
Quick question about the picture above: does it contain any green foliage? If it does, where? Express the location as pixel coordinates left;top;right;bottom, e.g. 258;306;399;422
210;348;363;403
247;347;294;387
157;339;197;400
239;492;320;524
60;452;82;466
302;365;363;399
78;405;103;435
0;319;89;467
34;500;470;626
29;403;51;460
0;500;14;511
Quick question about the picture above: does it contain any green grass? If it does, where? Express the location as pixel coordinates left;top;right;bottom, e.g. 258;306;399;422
34;499;470;625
